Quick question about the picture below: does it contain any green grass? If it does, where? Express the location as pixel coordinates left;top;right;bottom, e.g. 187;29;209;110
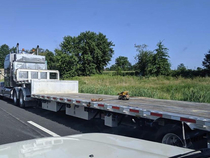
67;75;210;103
102;71;136;76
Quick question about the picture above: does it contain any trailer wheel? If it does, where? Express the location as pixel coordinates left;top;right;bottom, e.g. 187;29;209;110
19;90;25;108
155;124;193;148
162;133;184;146
13;90;19;106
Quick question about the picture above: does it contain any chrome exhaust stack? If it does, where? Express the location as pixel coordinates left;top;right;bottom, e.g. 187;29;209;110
16;43;19;54
37;45;39;55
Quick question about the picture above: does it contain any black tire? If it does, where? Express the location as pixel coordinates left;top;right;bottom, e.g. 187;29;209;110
13;90;19;106
19;90;25;108
155;124;193;148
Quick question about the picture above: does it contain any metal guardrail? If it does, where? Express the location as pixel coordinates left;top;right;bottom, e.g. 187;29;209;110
15;69;59;83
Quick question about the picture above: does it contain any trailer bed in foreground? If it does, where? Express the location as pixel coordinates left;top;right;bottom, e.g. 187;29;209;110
31;80;210;132
33;93;210;119
32;93;210;125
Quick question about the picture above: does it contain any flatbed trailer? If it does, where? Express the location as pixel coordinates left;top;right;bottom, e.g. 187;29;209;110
33;93;210;119
29;80;210;149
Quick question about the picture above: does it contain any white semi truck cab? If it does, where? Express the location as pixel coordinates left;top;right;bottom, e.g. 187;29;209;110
1;43;59;107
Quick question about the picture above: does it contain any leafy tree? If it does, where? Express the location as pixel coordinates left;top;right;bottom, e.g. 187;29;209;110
134;42;170;76
39;49;56;70
197;67;202;71
76;32;97;76
54;49;79;78
59;35;89;76
0;44;10;68
94;32;114;73
56;31;114;78
152;42;171;76
109;64;117;71
135;44;154;76
177;63;187;71
202;50;210;72
45;50;56;70
115;56;132;71
174;63;187;77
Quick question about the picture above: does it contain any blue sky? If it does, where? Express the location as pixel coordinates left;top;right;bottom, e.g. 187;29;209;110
0;0;209;69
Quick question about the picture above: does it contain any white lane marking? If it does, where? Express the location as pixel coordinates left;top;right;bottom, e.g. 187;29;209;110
0;107;46;137
27;121;60;137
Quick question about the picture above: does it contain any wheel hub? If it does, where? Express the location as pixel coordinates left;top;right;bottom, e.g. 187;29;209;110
162;133;184;147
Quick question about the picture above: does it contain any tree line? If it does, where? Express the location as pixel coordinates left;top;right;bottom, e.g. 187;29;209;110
0;31;210;78
107;42;210;78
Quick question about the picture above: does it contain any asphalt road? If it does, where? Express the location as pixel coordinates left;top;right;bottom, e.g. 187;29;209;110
0;98;153;145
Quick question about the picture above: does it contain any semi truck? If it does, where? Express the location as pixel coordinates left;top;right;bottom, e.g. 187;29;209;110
0;43;210;149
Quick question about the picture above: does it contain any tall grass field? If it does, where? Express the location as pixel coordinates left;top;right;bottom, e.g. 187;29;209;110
68;75;210;103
